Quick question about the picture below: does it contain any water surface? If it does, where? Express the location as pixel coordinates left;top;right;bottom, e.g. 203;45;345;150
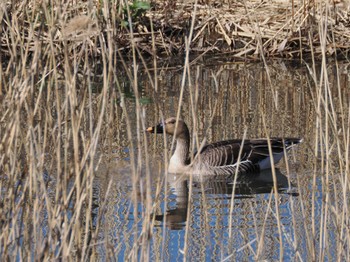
90;59;349;261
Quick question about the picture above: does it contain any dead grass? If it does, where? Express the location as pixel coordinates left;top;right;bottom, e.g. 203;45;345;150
0;0;350;260
1;0;350;60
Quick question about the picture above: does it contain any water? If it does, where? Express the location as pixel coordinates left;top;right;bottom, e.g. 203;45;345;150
3;58;348;260
89;59;349;261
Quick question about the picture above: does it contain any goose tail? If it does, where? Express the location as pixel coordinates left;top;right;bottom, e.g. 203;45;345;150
284;138;303;149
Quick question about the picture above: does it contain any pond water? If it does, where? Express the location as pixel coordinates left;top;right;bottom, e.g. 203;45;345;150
3;57;349;261
88;59;349;261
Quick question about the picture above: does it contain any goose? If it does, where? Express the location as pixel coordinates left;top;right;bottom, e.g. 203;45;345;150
146;117;302;177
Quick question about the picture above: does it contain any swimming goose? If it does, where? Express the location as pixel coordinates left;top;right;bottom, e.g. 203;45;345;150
146;117;302;177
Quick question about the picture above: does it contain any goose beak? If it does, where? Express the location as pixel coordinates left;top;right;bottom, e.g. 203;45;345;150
146;126;154;133
146;123;163;133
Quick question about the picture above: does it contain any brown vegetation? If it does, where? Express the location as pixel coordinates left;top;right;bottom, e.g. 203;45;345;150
0;0;349;260
1;0;350;60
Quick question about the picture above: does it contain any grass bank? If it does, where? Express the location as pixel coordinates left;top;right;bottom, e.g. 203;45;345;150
1;0;350;60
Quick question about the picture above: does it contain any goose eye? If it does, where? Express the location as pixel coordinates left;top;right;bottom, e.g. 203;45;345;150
168;119;176;125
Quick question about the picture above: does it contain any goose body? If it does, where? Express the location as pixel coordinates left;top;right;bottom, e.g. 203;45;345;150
147;117;302;177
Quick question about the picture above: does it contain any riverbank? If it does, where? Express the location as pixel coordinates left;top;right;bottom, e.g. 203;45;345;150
146;0;350;59
1;0;350;61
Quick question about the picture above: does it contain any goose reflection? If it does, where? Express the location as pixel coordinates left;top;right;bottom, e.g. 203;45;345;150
155;174;188;230
195;168;293;196
155;169;295;230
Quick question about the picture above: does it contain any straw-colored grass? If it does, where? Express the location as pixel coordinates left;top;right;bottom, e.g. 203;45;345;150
1;0;350;59
0;0;350;260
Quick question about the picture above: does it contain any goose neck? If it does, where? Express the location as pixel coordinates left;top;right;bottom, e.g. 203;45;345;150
172;136;190;166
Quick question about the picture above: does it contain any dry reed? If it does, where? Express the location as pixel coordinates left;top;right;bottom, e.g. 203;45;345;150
1;0;350;60
0;0;350;261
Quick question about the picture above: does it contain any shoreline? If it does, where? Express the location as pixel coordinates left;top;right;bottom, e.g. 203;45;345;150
1;1;350;60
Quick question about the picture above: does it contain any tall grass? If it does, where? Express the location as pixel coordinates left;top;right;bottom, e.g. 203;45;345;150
1;1;119;260
0;0;349;261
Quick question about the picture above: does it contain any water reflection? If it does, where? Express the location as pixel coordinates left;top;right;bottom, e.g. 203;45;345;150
155;174;188;230
69;59;350;260
155;169;294;231
116;60;348;261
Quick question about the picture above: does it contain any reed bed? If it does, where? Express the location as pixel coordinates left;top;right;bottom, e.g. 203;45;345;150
0;0;350;261
1;0;350;60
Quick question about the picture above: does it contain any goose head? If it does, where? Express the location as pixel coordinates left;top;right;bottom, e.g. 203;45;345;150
146;117;189;140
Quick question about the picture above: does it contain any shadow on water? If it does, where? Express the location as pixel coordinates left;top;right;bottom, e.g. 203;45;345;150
155;169;297;230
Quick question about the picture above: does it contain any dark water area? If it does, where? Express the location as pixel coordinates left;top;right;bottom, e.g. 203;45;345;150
88;59;349;261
